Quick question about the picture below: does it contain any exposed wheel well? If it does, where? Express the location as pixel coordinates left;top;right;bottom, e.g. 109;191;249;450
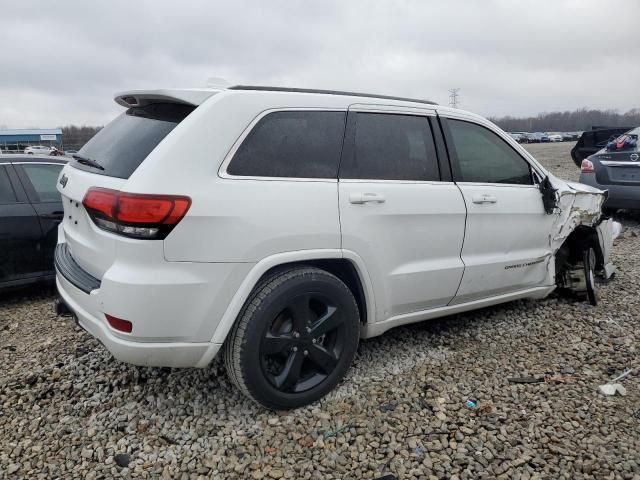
555;225;604;279
256;259;368;324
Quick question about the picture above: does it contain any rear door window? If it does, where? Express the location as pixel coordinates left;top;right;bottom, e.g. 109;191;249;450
339;112;440;181
73;103;195;179
227;111;346;178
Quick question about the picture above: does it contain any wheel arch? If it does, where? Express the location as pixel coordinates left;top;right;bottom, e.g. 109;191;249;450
207;249;376;348
555;224;604;278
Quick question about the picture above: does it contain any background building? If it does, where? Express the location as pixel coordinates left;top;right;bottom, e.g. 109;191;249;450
0;128;63;153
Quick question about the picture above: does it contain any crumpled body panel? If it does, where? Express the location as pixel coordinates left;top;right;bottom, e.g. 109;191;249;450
550;177;618;279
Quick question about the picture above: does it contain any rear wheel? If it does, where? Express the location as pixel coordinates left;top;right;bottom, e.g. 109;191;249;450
224;266;360;410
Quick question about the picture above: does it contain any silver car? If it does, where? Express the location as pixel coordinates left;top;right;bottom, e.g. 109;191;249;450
579;127;640;211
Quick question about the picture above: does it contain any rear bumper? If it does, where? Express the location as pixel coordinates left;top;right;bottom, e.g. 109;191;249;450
53;239;238;368
579;173;640;210
56;274;221;367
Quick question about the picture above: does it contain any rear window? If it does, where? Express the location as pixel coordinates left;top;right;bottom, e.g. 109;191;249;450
73;102;194;179
605;127;639;153
227;111;346;178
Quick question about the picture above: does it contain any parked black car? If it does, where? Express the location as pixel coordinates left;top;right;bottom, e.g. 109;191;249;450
0;155;66;289
571;126;634;167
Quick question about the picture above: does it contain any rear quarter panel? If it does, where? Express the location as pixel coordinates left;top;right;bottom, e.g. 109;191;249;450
125;91;350;263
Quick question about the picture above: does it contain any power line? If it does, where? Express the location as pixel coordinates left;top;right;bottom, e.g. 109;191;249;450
449;88;460;109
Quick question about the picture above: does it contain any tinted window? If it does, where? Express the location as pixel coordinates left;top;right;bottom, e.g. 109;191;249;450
74;103;195;179
21;164;64;202
0;167;17;204
448;120;532;185
340;113;439;181
228;111;346;178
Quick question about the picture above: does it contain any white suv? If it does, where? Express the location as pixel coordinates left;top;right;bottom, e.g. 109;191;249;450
24;145;55;155
55;85;617;409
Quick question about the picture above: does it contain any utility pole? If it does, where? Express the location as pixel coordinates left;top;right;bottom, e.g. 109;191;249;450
449;88;460;109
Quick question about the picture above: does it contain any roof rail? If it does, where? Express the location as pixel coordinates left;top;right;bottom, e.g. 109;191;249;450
228;85;437;106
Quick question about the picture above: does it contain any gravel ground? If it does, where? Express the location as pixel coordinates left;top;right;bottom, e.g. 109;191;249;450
2;142;640;479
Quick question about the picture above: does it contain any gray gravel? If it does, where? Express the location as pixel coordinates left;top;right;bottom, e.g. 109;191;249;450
2;142;640;479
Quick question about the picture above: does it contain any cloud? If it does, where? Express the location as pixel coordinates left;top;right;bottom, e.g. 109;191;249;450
1;0;638;127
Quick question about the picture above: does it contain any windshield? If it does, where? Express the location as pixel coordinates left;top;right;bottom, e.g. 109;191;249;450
73;102;195;179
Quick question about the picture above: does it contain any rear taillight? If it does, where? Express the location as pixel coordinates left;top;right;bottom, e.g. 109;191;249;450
82;187;191;239
105;314;133;333
581;159;595;173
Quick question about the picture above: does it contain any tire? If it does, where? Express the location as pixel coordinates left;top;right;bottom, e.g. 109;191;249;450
224;266;360;410
583;247;598;306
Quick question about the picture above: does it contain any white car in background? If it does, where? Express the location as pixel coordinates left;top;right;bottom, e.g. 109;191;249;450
548;133;563;142
55;85;617;409
24;145;55;155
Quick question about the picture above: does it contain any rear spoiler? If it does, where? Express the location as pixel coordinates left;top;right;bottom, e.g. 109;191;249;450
114;88;222;108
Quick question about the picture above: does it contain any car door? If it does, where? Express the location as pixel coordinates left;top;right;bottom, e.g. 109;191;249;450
338;107;467;321
440;115;557;304
13;161;65;273
0;164;45;284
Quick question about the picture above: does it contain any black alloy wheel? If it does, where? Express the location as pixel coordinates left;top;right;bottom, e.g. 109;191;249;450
224;266;360;410
260;292;346;393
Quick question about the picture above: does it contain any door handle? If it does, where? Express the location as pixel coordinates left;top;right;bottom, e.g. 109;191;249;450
471;194;497;204
349;192;386;204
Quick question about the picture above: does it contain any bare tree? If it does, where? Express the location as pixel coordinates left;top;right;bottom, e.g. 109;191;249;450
59;125;103;150
490;108;640;132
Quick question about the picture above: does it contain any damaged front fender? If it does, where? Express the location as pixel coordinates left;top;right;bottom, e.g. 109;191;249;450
546;176;620;302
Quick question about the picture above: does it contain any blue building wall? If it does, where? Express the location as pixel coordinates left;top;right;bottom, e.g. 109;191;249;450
0;133;62;143
0;129;63;151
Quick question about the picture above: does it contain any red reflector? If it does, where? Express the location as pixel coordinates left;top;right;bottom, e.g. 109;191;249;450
105;314;133;333
581;159;595;173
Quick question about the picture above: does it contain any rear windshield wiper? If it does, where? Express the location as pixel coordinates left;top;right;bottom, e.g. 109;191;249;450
72;154;104;171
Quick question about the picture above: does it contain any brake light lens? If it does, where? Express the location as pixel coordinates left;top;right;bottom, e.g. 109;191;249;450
105;314;133;333
83;188;191;239
581;159;595;173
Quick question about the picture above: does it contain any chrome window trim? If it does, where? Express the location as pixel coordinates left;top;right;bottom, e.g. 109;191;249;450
11;162;66;166
219;107;346;183
219;106;446;183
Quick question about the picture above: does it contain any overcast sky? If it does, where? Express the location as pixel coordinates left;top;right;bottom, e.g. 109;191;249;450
1;0;639;128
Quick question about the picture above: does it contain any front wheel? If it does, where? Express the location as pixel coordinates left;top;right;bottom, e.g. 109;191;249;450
583;247;598;306
224;266;360;410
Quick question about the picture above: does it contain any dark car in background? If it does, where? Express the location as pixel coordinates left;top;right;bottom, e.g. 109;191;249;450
579;127;640;211
0;155;66;289
563;132;581;142
526;132;543;143
571;126;633;167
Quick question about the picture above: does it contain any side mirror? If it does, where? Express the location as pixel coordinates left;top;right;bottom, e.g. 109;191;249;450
539;176;558;214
